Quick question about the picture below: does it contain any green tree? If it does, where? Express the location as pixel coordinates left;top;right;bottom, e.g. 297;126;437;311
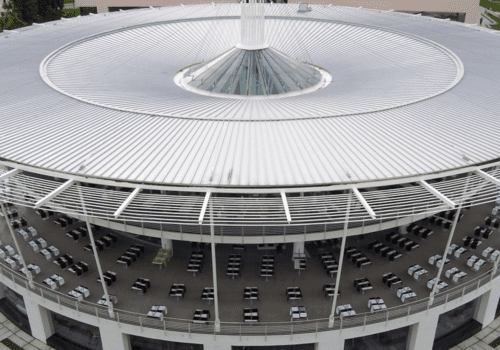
11;0;38;24
37;0;64;21
6;0;64;25
0;3;27;31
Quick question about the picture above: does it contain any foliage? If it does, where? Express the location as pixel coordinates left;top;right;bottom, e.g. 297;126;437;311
62;8;80;16
487;12;500;29
2;0;65;26
480;0;500;12
0;339;23;350
37;0;64;21
11;0;39;23
0;3;27;32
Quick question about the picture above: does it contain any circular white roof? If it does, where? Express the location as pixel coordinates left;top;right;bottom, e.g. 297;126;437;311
1;5;500;188
42;18;461;119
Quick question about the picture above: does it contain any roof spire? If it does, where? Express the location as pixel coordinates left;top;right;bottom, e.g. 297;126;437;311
237;0;268;50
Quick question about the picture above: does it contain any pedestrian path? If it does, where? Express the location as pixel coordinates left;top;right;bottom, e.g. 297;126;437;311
451;317;500;350
0;312;54;350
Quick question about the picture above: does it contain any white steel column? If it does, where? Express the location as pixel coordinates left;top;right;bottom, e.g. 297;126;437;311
429;202;462;305
473;288;500;328
406;315;439;350
202;343;232;350
329;190;352;327
0;201;34;289
293;241;305;255
86;218;114;318
24;299;55;343
491;253;500;283
239;0;267;50
209;197;220;332
99;324;131;350
317;338;344;350
161;237;173;256
399;223;409;235
77;184;114;318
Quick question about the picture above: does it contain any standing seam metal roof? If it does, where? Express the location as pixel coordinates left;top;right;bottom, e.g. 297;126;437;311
0;4;500;188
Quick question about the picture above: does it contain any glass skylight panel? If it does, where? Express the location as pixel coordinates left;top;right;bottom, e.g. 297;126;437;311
186;48;322;96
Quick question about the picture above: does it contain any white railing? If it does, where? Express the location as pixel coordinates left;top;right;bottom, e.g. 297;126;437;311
0;262;497;336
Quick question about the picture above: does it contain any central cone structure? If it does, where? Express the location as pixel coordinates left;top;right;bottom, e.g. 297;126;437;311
185;47;322;96
179;0;327;97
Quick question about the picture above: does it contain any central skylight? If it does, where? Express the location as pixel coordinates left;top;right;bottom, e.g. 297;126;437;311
183;47;322;96
175;0;329;98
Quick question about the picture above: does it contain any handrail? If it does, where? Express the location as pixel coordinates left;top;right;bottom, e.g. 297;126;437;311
0;263;497;336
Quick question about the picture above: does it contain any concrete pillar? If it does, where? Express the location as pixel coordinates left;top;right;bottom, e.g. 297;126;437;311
24;299;55;343
406;315;439;350
202;343;232;350
317;338;344;350
293;241;305;256
0;283;6;300
161;237;173;255
473;288;500;328
399;223;409;235
99;324;131;350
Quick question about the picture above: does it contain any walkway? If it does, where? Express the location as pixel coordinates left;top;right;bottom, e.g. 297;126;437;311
0;311;53;350
452;317;500;350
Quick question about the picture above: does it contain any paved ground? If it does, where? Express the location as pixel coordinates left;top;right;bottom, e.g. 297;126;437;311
451;316;500;350
0;311;53;350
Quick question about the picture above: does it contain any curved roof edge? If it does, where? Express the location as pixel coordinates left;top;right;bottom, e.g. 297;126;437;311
1;158;499;193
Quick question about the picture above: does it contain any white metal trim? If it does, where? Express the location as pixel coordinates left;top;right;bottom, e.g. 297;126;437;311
419;180;456;209
475;169;500;187
199;192;211;224
1;160;497;195
281;192;292;224
352;187;376;220
34;179;75;209
113;187;141;218
0;169;21;181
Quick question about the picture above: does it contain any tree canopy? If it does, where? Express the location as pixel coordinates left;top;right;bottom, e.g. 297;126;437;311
0;3;27;31
1;0;64;30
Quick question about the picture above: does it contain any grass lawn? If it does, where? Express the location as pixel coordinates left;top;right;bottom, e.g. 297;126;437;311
480;0;500;12
0;339;23;350
62;8;81;16
487;12;500;29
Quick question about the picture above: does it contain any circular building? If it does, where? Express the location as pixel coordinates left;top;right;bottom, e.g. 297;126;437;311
1;3;500;350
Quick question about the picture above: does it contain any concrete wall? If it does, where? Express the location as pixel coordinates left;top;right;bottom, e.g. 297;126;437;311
73;0;481;24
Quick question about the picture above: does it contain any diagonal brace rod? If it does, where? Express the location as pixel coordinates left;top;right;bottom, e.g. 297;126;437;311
114;187;141;218
199;192;211;224
419;180;456;208
0;169;21;181
34;179;74;209
352;187;376;220
281;192;292;223
475;169;500;187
